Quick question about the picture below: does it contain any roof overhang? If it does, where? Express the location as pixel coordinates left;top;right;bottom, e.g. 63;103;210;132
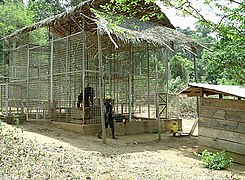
1;0;175;41
180;83;245;99
95;11;199;49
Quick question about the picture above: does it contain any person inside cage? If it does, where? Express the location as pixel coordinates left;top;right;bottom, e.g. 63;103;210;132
77;85;95;108
97;95;118;139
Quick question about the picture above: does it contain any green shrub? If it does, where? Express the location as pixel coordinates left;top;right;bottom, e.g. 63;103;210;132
197;149;233;170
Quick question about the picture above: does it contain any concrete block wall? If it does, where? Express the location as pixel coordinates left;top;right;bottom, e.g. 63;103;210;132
52;119;182;136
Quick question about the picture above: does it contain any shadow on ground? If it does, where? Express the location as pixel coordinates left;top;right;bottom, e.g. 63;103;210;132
20;120;198;159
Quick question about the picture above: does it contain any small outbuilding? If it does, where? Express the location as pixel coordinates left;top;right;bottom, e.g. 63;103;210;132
181;83;245;165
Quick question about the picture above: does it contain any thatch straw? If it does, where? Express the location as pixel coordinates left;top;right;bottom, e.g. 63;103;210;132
95;11;199;48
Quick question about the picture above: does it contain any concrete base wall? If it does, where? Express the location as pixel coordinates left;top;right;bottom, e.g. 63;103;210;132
0;114;26;125
52;118;182;136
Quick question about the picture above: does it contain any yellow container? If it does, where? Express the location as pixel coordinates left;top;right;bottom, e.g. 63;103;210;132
170;121;178;136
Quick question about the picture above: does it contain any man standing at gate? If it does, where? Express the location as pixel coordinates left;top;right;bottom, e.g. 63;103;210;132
97;95;118;139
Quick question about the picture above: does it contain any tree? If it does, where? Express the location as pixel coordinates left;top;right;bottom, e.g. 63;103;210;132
0;1;34;35
102;0;245;85
169;55;192;83
28;0;66;21
0;1;34;70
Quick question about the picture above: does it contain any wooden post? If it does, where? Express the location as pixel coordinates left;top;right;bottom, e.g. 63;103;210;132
97;29;106;144
189;46;198;136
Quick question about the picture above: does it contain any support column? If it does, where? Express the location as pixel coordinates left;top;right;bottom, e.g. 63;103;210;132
128;44;133;122
50;34;54;120
26;45;30;121
154;49;161;140
5;83;9;116
82;19;86;123
189;46;198;136
147;44;150;119
65;36;69;122
97;29;106;144
193;47;199;115
165;49;169;119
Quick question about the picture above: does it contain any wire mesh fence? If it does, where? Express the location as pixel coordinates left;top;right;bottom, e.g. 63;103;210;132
2;31;181;124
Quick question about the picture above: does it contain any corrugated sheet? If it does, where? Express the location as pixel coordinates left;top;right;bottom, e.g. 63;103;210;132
180;83;245;98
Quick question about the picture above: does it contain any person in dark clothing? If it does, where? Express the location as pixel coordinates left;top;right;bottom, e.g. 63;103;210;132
97;95;118;139
77;93;83;108
77;86;95;108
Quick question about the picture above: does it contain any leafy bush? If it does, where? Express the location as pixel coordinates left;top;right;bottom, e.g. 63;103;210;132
197;150;233;170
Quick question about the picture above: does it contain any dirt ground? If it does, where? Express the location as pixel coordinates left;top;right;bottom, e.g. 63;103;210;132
3;119;245;179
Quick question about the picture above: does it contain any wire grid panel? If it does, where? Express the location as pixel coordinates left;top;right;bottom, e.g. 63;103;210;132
7;46;28;116
158;93;180;119
8;83;25;115
103;50;130;115
0;84;7;115
132;49;158;119
52;32;86;122
28;46;50;119
9;46;28;81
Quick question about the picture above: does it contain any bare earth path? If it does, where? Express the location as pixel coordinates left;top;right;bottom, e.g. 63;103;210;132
2;120;244;179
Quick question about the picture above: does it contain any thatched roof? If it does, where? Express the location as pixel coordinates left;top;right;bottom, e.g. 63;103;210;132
1;0;174;40
95;11;199;49
180;83;245;98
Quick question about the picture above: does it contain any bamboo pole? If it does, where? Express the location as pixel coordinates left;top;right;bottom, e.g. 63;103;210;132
97;29;106;144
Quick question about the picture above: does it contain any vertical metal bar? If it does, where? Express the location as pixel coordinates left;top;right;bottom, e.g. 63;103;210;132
65;37;69;122
82;20;86;123
26;45;30;121
97;29;106;144
128;44;132;122
166;49;169;119
131;50;135;117
109;47;112;95
5;83;9;116
154;49;161;140
50;34;54;120
147;44;150;119
113;51;116;113
37;48;41;119
116;52;119;113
